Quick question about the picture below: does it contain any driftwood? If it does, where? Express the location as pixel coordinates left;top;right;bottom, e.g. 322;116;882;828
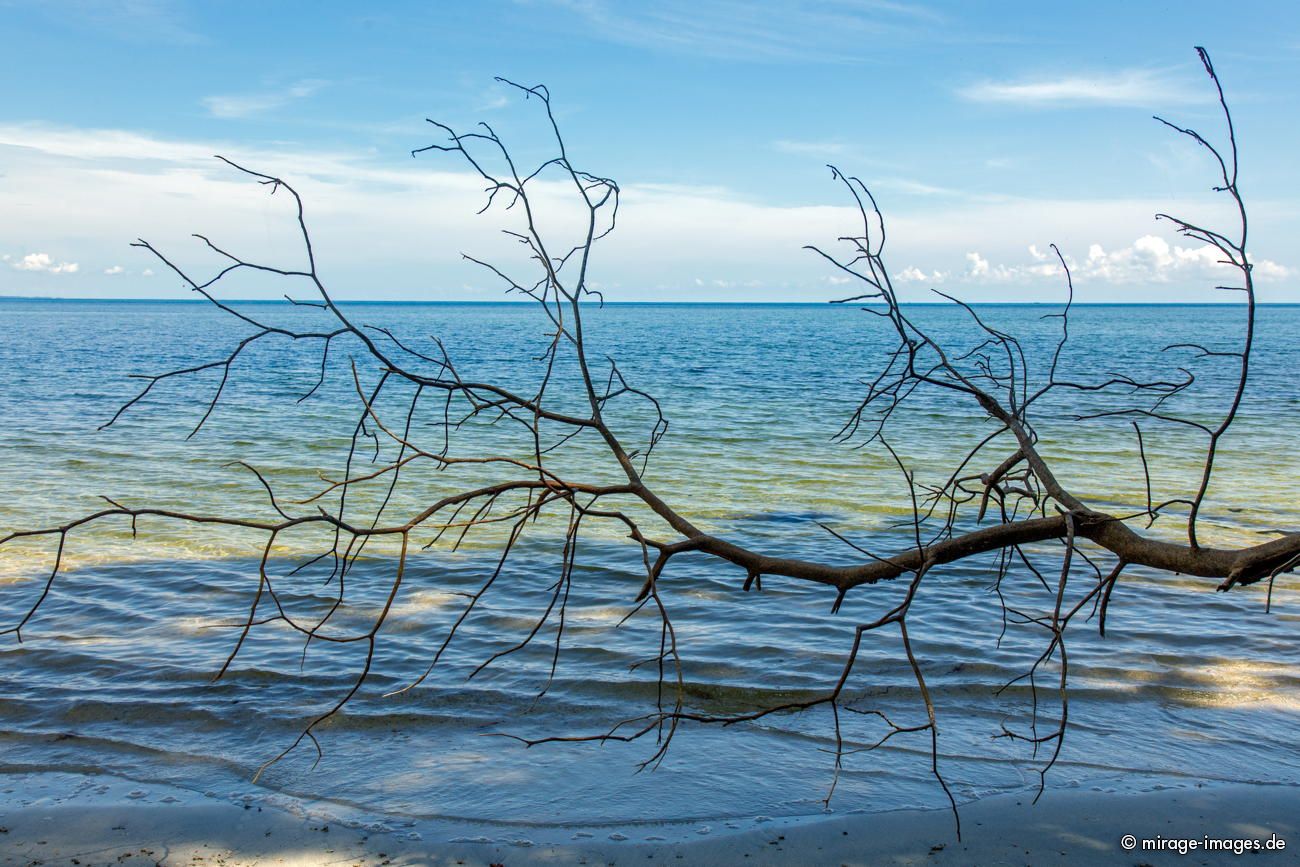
3;47;1292;835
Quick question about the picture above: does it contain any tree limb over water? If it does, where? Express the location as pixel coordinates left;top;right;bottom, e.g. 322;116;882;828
3;49;1294;836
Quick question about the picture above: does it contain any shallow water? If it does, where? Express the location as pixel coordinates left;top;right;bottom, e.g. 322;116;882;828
0;299;1297;831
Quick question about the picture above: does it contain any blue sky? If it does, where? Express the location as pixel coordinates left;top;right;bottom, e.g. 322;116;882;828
2;0;1299;301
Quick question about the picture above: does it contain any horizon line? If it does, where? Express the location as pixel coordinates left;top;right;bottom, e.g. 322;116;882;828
1;295;1295;307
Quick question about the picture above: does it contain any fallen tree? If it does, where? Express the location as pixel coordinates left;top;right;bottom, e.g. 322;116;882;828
3;47;1293;834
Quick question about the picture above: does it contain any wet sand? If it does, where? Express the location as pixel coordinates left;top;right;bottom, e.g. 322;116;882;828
2;773;1295;866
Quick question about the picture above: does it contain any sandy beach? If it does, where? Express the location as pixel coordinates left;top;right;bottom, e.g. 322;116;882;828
2;772;1295;866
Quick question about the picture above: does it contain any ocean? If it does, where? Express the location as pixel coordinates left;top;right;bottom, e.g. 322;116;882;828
1;298;1297;837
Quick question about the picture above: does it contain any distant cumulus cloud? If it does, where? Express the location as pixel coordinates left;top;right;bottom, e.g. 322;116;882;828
12;252;79;273
104;265;125;275
692;276;762;289
958;69;1203;108
918;237;1292;286
895;266;947;284
202;80;328;119
1079;235;1291;283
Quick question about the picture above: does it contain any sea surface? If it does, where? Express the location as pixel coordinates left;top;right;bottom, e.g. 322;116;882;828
1;299;1297;839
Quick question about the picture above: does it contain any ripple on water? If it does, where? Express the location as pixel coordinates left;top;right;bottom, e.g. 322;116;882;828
1;302;1298;824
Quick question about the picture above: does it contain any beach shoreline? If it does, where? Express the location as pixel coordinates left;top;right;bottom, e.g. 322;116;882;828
3;771;1295;866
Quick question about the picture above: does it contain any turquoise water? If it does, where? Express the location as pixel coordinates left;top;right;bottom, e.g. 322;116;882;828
0;299;1297;832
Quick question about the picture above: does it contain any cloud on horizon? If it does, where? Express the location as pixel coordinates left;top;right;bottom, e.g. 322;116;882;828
895;237;1291;287
0;120;1293;302
9;252;79;274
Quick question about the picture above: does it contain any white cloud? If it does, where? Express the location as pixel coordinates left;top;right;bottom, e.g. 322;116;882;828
12;252;79;273
875;177;959;197
202;80;327;119
954;237;1290;287
0;121;500;193
895;266;946;284
104;265;125;275
958;69;1202;108
1253;259;1292;280
0;121;1293;302
691;277;762;289
542;0;946;62
774;139;848;157
475;83;512;111
1076;235;1291;284
42;0;205;45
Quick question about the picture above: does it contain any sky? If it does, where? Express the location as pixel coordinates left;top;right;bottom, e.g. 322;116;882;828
2;0;1299;302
